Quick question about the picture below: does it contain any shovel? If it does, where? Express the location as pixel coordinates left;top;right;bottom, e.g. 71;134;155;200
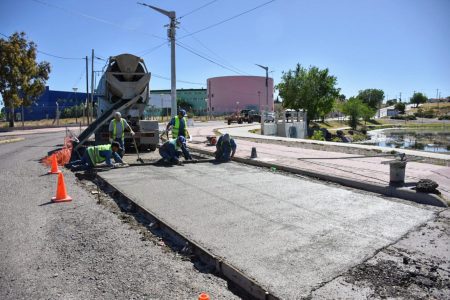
131;135;144;164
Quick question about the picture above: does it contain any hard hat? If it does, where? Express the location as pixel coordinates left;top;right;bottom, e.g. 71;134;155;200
223;133;230;142
178;109;186;116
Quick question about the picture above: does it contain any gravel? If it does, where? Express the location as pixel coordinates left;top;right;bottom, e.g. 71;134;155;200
0;132;239;300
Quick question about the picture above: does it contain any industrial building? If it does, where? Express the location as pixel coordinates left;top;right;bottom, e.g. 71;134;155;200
3;86;94;121
207;76;274;115
148;88;207;116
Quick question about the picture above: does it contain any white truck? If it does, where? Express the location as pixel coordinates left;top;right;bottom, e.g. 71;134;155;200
74;54;159;153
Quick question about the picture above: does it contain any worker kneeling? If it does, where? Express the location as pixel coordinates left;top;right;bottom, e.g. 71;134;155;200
68;141;124;170
159;136;193;165
215;134;236;162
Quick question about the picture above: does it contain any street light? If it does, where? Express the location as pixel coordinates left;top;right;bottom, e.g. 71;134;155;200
255;64;269;110
256;64;269;134
138;2;178;117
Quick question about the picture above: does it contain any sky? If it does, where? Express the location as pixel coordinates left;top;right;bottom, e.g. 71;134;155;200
1;0;449;108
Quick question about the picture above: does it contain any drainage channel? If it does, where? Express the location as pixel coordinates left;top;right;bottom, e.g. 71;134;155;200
92;158;279;300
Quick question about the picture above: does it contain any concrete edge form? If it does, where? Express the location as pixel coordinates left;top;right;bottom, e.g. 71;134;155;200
190;147;448;208
96;175;279;300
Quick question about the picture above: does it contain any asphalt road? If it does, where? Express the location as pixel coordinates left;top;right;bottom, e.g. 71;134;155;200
0;132;238;299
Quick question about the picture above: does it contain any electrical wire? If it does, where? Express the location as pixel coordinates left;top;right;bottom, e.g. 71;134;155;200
178;0;221;19
30;0;166;40
179;26;251;76
2;31;84;60
37;50;84;60
138;41;169;56
179;0;276;39
176;41;245;75
152;73;204;85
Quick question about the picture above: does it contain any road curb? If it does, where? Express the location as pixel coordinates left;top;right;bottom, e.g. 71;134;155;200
215;126;450;166
189;146;448;208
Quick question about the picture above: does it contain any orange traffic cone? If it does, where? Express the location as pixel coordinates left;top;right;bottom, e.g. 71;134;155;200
198;293;210;300
48;154;61;174
52;172;72;203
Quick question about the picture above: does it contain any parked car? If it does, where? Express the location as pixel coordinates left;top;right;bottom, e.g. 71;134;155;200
240;109;261;123
226;109;261;125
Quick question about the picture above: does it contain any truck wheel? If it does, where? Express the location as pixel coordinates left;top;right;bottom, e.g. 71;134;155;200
248;118;253;124
228;120;231;125
149;144;157;152
139;144;148;152
238;119;243;124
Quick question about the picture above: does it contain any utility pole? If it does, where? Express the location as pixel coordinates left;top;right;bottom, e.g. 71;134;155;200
85;56;89;125
138;2;178;117
256;64;269;110
256;64;269;134
91;49;95;123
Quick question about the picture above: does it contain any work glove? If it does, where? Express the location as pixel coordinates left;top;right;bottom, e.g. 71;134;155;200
131;131;135;136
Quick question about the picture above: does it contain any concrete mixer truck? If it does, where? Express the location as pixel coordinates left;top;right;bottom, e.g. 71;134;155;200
73;54;159;154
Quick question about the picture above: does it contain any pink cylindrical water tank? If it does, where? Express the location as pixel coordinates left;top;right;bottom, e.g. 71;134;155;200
207;76;274;115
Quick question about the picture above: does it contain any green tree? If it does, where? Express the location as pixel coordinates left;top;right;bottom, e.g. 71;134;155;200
395;102;406;114
386;99;398;106
410;92;427;108
357;89;384;110
361;105;376;124
277;64;340;127
0;32;51;127
339;97;371;129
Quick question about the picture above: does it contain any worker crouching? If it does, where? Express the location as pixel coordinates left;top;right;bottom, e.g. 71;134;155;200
159;136;194;165
67;141;124;171
215;134;236;162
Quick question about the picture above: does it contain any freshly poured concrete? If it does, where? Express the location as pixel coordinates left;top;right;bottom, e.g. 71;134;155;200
100;162;435;299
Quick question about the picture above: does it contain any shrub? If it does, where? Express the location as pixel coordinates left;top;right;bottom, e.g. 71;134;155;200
311;130;325;141
438;115;450;120
414;108;435;118
390;115;417;120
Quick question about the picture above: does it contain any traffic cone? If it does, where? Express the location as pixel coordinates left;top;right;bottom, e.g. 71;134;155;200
48;154;61;174
51;173;72;203
198;293;210;300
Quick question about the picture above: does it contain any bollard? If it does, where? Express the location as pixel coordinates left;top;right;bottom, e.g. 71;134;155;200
389;161;407;184
251;147;257;159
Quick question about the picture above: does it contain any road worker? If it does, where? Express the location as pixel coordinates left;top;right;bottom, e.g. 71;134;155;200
68;141;123;170
159;136;193;165
109;111;135;157
215;133;237;162
166;109;189;139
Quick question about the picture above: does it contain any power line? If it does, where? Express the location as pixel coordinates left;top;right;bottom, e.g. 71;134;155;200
179;0;276;39
179;26;251;76
37;50;84;60
176;42;245;75
1;31;84;60
178;0;221;19
30;0;166;40
153;73;204;85
137;41;169;56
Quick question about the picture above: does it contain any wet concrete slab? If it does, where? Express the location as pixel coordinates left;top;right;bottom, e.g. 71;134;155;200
99;162;437;299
